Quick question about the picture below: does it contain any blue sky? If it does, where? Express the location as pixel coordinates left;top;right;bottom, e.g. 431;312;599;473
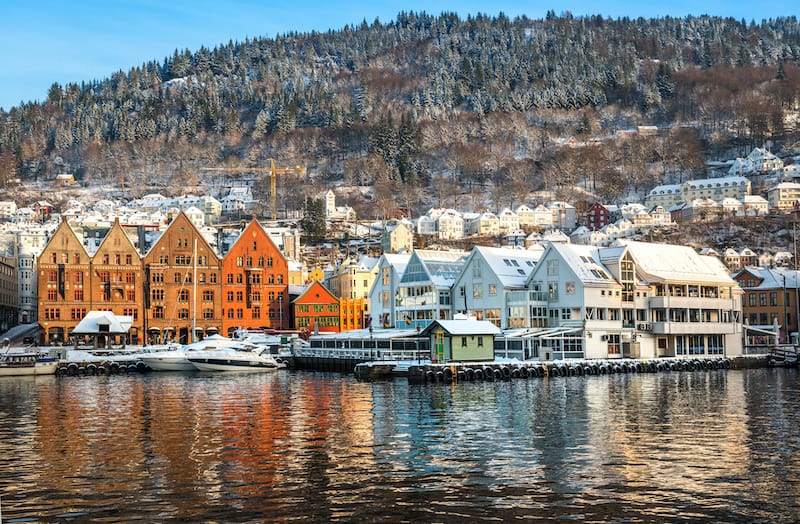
0;0;795;110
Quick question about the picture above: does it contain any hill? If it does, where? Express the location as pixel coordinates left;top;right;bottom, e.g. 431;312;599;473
0;12;799;217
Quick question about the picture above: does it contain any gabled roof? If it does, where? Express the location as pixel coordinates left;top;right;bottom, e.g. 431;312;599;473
545;243;617;285
381;253;412;277
294;280;339;303
616;240;735;285
734;267;800;289
471;246;541;288
420;318;501;337
71;311;133;334
401;249;469;288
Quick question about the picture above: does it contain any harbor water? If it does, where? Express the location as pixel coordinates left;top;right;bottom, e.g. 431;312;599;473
1;368;799;522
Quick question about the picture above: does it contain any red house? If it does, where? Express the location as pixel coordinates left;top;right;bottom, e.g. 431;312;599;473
293;281;341;334
586;202;610;231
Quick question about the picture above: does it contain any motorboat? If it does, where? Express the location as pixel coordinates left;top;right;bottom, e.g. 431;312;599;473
0;350;59;377
139;334;241;371
186;346;288;372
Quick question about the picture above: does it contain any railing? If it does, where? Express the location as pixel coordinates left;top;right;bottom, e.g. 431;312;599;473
296;346;427;362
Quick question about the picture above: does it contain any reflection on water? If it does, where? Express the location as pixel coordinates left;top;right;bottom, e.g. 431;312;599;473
1;369;799;522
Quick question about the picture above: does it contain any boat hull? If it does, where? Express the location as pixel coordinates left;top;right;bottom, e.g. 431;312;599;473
0;359;59;377
140;356;196;371
188;357;285;372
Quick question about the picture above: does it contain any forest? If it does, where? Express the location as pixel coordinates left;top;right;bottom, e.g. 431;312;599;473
0;12;798;218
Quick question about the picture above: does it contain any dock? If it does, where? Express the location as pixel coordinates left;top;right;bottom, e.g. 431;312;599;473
350;356;778;383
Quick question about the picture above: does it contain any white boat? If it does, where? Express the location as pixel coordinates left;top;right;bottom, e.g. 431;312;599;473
139;335;241;371
0;351;59;377
187;348;287;372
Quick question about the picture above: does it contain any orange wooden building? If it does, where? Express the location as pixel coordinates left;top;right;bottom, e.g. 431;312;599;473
89;218;145;343
37;218;93;345
293;281;341;334
220;219;289;336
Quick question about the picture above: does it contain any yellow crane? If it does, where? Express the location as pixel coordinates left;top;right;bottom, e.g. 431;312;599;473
201;159;306;219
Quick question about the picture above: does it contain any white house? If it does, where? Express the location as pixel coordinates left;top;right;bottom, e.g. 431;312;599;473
767;182;800;212
452;246;542;328
496;208;520;233
520;240;743;360
393;249;469;330
368;253;412;328
729;147;784;175
436;209;464;240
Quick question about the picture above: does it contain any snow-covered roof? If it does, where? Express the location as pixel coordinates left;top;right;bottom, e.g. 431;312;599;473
619;240;735;285
548;243;616;285
472;246;541;288
422;319;501;336
71;311;133;334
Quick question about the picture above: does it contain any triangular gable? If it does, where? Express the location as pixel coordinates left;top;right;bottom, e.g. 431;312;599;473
294;280;339;304
93;218;141;259
40;216;90;262
143;210;219;261
223;218;284;265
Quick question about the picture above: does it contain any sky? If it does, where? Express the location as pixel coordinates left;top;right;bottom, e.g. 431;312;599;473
0;0;796;110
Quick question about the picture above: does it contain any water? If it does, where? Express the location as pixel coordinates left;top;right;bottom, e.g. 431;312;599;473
1;368;799;523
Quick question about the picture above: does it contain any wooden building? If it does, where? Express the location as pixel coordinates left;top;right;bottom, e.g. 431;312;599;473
220;218;289;336
37;217;92;345
89;218;144;344
142;212;221;344
293;281;341;334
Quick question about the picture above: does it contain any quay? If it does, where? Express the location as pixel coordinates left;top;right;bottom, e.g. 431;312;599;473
354;354;779;382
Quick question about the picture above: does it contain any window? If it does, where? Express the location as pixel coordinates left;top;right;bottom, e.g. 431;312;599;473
473;284;482;298
153;306;164;319
547;260;559;276
203;290;214;301
461;336;467;347
178;290;189;302
151;289;164;301
477;336;483;347
73;289;84;301
488;284;497;296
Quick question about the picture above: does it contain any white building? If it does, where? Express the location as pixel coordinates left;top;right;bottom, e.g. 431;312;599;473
519;241;743;360
646;176;751;209
452;246;542;328
729;147;784;175
767;182;800;212
394;249;469;330
367;253;411;328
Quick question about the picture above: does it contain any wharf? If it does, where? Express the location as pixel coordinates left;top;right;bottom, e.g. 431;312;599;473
355;355;774;383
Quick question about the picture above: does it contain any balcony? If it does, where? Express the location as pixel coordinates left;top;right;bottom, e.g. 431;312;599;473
651;322;738;335
649;295;732;309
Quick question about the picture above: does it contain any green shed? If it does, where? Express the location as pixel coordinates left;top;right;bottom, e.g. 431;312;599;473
420;318;501;362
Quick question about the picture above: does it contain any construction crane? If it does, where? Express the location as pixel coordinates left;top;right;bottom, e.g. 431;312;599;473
201;159;306;220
